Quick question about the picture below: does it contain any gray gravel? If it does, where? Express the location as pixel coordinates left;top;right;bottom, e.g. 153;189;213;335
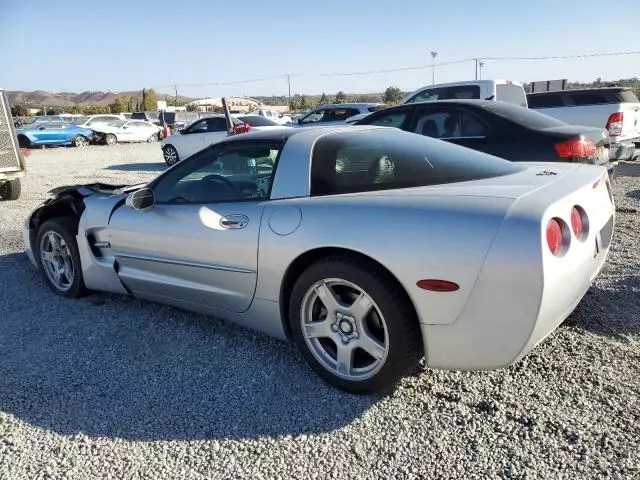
1;143;639;480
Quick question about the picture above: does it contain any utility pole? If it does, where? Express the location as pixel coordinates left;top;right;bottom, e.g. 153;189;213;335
430;52;438;85
479;61;484;80
174;85;178;107
286;74;291;106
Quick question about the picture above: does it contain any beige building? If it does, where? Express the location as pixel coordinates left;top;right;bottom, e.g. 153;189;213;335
185;96;288;113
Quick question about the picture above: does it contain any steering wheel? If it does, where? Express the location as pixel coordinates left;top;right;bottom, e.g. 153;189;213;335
199;174;242;199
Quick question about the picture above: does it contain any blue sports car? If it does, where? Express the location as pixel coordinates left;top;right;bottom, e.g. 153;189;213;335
17;122;94;148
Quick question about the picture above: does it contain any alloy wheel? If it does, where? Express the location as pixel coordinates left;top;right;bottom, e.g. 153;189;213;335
40;231;75;292
300;278;389;381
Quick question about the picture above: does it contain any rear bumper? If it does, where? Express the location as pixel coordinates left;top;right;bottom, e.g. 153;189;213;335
421;218;612;370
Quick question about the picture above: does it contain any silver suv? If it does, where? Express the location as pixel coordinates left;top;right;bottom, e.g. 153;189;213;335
0;89;26;200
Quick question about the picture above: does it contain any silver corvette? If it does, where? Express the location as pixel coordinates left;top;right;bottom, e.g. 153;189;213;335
23;125;615;393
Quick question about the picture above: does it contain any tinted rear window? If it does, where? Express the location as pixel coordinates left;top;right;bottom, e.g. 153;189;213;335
527;94;565;108
483;102;566;129
310;129;523;196
569;93;610;105
406;85;481;103
616;90;639;103
495;84;527;107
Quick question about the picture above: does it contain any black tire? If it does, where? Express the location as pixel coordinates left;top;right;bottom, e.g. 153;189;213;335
163;144;180;165
289;255;423;393
17;135;31;149
147;132;159;143
0;179;21;200
35;218;87;298
72;135;88;147
104;134;117;146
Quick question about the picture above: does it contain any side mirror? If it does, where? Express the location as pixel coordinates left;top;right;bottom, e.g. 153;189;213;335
126;187;155;212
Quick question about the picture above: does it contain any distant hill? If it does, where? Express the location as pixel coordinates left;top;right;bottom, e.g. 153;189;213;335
6;90;197;107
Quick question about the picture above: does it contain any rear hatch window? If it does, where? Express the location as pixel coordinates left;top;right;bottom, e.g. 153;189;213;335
310;128;523;196
495;83;528;107
616;89;639;103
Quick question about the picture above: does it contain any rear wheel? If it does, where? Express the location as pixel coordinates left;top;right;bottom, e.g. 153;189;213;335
72;135;88;147
163;144;179;165
0;179;21;200
17;135;31;149
104;134;117;146
35;218;87;298
289;255;423;393
147;132;158;143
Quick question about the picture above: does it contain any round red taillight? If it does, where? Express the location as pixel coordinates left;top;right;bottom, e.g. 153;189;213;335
571;207;583;237
546;218;563;256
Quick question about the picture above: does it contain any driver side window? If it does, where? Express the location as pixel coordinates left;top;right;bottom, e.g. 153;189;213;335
153;143;282;204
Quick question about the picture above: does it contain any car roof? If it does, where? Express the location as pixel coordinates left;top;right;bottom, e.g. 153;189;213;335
314;103;385;109
527;86;633;96
215;124;386;146
394;99;496;108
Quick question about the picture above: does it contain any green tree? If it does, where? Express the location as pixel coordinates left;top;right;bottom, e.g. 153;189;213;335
140;88;158;111
335;91;347;103
383;86;403;105
318;92;330;106
10;104;29;117
109;96;128;114
186;104;198;112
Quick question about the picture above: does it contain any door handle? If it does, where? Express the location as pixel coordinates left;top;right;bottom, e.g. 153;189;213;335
219;214;249;229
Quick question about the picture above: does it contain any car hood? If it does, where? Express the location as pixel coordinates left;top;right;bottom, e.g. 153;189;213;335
48;182;146;198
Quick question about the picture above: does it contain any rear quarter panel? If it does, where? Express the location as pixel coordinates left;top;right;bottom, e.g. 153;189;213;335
255;193;513;326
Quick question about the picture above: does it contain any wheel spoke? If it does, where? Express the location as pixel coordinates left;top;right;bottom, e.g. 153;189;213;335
349;292;373;323
41;250;55;263
356;330;386;361
304;319;331;339
48;233;61;251
315;282;342;312
336;343;353;375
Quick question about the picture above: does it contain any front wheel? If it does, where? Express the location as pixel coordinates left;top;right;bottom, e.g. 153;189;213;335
147;132;159;143
289;256;423;393
0;179;21;200
163;144;179;165
104;134;117;146
35;218;87;298
72;135;88;147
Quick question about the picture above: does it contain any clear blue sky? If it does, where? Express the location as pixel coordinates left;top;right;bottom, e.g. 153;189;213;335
2;0;639;98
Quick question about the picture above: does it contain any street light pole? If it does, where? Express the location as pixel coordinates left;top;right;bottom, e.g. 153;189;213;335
286;74;291;106
479;62;484;80
430;52;438;85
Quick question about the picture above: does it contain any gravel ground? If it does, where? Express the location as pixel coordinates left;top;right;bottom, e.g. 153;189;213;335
1;143;639;480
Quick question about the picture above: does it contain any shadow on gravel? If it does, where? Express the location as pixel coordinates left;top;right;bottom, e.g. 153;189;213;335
565;275;640;342
105;162;166;172
615;161;640;178
0;252;378;442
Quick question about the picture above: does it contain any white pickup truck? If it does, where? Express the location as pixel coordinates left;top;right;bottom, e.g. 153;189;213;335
527;87;640;161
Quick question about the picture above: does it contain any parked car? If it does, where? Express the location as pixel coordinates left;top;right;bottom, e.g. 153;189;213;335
354;99;614;176
295;103;386;126
131;111;159;124
247;108;292;125
401;79;528;107
234;115;291;130
0;89;26;200
159;114;253;165
73;114;126;129
527;87;640;161
21;115;74;126
91;120;162;145
16;122;94;148
23;125;615;393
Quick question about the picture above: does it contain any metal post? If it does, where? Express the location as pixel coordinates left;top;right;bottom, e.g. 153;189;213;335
286;74;291;105
479;62;484;80
430;52;438;85
475;59;478;80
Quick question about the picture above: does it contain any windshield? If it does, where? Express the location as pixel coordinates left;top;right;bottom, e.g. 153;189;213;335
238;115;280;127
73;116;88;125
310;128;524;196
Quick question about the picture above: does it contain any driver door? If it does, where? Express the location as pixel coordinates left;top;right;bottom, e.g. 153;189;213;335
107;141;281;313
